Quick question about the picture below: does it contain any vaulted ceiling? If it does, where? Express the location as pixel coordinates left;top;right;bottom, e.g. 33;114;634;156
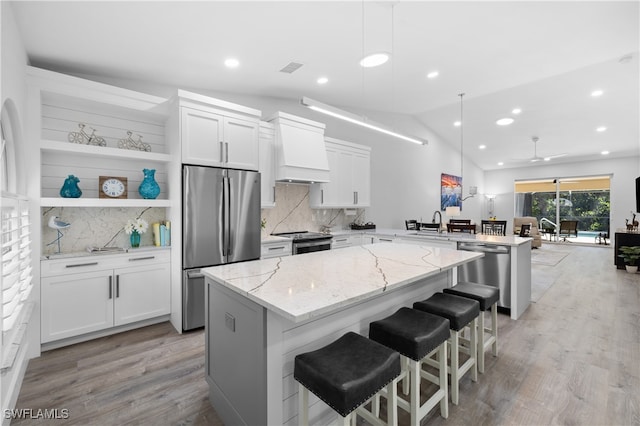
10;1;640;170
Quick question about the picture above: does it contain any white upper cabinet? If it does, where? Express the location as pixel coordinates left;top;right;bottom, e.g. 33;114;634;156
259;122;276;208
310;137;371;208
181;108;224;164
178;90;260;171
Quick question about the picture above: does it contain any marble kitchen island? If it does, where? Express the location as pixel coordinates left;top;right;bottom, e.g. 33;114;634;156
202;243;482;425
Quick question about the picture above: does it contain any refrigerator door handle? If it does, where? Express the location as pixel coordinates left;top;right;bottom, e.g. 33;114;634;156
187;270;204;279
222;176;231;256
226;175;233;256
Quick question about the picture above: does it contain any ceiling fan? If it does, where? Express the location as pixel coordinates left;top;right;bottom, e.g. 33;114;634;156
518;136;567;163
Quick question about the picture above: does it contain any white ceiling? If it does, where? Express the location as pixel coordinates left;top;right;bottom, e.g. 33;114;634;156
10;1;640;170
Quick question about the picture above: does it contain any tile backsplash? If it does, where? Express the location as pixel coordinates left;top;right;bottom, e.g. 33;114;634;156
41;183;363;255
41;207;167;256
260;183;365;235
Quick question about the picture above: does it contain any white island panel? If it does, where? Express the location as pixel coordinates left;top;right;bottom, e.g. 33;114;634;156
203;243;483;425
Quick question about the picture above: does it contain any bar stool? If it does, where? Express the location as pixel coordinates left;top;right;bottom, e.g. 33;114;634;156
294;331;401;426
413;292;479;405
369;307;450;426
444;281;499;373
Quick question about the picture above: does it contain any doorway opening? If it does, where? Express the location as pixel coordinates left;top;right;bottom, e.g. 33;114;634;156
514;176;611;245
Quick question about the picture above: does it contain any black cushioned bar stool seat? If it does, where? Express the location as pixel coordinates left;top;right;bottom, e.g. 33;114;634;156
294;331;401;425
369;307;450;425
413;292;480;405
444;282;500;373
444;282;499;311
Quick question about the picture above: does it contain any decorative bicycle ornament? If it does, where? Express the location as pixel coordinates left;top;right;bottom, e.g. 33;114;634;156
118;130;151;152
68;123;106;146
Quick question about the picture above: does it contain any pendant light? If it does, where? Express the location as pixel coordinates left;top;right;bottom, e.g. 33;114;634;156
448;93;476;216
301;3;427;146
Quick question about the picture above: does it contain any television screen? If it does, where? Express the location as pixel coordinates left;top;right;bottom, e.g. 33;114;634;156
636;177;640;213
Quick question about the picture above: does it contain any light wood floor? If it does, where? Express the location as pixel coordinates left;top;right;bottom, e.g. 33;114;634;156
13;244;640;425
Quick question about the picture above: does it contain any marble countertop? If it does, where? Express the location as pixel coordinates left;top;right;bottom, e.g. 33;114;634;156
202;242;482;323
40;245;169;261
332;228;531;246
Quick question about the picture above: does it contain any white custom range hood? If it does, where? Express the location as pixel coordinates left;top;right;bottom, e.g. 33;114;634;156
267;112;330;184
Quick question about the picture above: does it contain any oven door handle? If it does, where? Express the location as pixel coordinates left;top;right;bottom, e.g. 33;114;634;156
294;239;332;249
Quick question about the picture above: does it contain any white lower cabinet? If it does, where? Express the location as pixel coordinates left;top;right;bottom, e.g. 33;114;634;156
372;235;397;244
331;235;352;249
41;250;170;344
260;240;292;259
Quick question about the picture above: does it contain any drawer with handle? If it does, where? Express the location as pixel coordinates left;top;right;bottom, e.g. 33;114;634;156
260;241;292;259
42;249;170;277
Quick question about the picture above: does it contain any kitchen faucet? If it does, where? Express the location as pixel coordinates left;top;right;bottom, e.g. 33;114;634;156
432;210;442;232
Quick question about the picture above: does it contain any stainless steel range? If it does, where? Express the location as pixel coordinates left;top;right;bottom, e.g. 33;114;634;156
272;231;333;255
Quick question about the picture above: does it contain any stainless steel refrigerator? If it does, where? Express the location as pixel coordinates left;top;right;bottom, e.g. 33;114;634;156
182;165;261;330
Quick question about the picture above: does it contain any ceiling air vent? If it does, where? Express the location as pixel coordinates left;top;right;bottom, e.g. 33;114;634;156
279;62;304;74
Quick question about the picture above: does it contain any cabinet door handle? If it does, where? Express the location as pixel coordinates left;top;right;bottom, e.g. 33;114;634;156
273;186;276;202
353;191;357;204
129;256;155;261
116;275;120;298
355;191;358;204
336;238;348;243
108;276;112;299
220;141;224;162
321;189;324;204
225;142;229;163
66;262;98;268
268;246;286;251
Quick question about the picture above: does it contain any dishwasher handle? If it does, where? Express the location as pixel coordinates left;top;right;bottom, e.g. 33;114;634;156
458;243;510;254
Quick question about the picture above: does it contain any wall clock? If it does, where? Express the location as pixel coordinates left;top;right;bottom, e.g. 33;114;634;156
99;176;128;199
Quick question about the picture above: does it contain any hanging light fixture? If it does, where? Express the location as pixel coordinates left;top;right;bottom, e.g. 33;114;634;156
458;92;477;202
447;93;476;216
301;3;427;146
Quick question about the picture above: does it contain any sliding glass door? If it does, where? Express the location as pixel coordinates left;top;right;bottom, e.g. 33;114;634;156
515;176;610;242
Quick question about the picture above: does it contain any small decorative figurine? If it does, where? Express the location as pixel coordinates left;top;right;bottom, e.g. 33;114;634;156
117;130;151;152
59;175;82;198
138;168;160;199
68;123;106;146
47;215;71;254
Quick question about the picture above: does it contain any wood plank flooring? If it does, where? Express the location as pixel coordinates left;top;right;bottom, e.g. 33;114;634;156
12;245;640;425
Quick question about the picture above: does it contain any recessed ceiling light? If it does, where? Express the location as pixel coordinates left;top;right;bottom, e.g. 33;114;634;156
591;89;604;97
317;77;329;85
596;126;607;132
601;150;610;155
478;145;486;149
359;53;390;68
512;108;522;114
453;121;461;127
497;162;504;166
224;58;240;68
496;118;514;126
427;71;439;79
543;157;551;161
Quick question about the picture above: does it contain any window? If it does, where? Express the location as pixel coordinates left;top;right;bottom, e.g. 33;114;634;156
0;100;33;372
515;176;611;241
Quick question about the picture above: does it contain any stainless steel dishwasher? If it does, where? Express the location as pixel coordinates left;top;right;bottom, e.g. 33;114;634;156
457;242;511;308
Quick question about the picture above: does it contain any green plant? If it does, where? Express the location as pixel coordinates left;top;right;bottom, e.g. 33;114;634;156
617;246;640;265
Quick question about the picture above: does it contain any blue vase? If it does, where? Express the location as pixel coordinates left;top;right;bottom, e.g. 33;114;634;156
60;175;82;198
138;168;160;199
130;230;141;248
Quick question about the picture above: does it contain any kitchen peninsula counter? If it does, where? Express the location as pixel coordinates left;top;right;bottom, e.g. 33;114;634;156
202;243;482;425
